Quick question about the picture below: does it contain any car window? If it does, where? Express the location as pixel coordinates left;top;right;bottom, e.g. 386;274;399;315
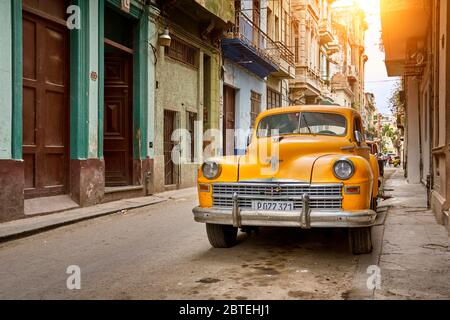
257;112;347;137
258;113;300;137
298;113;347;136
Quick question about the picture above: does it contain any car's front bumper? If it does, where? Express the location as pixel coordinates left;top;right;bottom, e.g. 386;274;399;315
193;207;377;228
193;193;377;229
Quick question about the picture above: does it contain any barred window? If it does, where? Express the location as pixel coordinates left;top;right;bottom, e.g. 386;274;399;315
165;36;198;68
267;88;282;110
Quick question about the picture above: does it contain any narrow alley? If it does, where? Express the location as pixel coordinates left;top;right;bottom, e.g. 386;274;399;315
0;168;448;300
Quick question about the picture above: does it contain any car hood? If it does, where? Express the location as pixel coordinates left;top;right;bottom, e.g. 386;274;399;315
238;136;352;183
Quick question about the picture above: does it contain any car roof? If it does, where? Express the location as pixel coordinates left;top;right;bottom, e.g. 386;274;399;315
257;105;359;119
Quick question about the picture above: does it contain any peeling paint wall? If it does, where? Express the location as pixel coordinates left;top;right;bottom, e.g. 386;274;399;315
194;0;235;24
154;26;221;192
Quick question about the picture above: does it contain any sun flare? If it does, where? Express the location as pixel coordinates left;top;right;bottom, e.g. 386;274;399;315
333;0;380;15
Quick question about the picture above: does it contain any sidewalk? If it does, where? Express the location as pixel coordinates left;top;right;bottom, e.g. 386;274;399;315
374;169;450;299
0;187;197;243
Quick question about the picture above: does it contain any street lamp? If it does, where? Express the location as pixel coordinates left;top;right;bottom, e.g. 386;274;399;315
159;27;171;48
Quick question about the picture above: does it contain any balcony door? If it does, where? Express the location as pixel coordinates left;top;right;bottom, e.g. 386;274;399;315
252;0;260;47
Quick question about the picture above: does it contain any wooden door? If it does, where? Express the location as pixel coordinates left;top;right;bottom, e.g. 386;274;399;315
104;52;133;186
22;8;69;199
223;86;236;155
164;110;176;186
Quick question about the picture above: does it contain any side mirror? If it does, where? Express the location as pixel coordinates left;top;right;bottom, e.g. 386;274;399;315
354;131;363;146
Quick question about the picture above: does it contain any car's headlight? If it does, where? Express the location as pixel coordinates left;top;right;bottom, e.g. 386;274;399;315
202;161;221;180
333;159;355;180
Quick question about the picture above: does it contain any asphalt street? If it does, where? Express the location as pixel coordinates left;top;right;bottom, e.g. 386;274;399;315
0;186;368;300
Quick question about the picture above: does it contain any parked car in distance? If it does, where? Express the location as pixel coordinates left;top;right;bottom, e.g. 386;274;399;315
193;105;380;255
387;153;397;166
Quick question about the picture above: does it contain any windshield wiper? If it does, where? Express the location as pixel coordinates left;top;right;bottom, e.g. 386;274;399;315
301;113;313;135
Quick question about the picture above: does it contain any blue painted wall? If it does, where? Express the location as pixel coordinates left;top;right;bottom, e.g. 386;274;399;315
224;60;267;155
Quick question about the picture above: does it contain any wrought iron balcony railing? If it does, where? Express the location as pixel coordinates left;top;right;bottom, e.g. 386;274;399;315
224;11;295;76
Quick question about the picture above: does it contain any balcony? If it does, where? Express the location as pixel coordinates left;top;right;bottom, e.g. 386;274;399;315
222;11;279;79
177;0;235;33
266;41;296;79
380;0;431;76
291;66;322;97
331;73;354;98
326;40;340;55
319;19;334;45
347;65;358;82
192;0;234;25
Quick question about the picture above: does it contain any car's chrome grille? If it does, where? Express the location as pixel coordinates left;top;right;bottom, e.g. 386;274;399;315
212;183;343;209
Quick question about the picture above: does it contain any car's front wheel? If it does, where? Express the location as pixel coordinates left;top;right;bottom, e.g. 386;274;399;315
349;227;373;255
206;224;238;248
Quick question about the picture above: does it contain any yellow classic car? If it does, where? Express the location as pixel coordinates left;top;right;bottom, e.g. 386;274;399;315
193;105;380;254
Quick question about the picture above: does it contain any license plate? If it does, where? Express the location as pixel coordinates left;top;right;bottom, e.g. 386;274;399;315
252;201;295;212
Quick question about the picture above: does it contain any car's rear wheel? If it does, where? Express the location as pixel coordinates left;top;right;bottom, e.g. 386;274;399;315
349;227;373;255
206;224;238;248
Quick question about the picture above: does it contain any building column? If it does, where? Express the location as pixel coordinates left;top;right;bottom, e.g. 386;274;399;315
0;0;24;222
70;0;105;206
132;7;153;189
406;78;421;184
146;5;160;194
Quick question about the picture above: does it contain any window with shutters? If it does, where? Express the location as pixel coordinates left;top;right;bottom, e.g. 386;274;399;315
165;36;198;68
267;88;282;110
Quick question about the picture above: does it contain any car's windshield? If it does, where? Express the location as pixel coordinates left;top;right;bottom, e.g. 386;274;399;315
257;112;347;138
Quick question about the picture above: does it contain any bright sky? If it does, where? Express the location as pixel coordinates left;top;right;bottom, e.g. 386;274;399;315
333;0;400;115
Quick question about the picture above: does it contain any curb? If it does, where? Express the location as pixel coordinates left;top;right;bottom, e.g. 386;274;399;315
0;197;168;244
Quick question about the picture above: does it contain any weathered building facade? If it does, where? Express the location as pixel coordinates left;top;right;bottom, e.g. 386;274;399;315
330;3;368;111
0;0;233;221
381;0;450;234
290;0;338;105
153;0;233;192
221;0;295;155
363;92;377;136
0;0;160;221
